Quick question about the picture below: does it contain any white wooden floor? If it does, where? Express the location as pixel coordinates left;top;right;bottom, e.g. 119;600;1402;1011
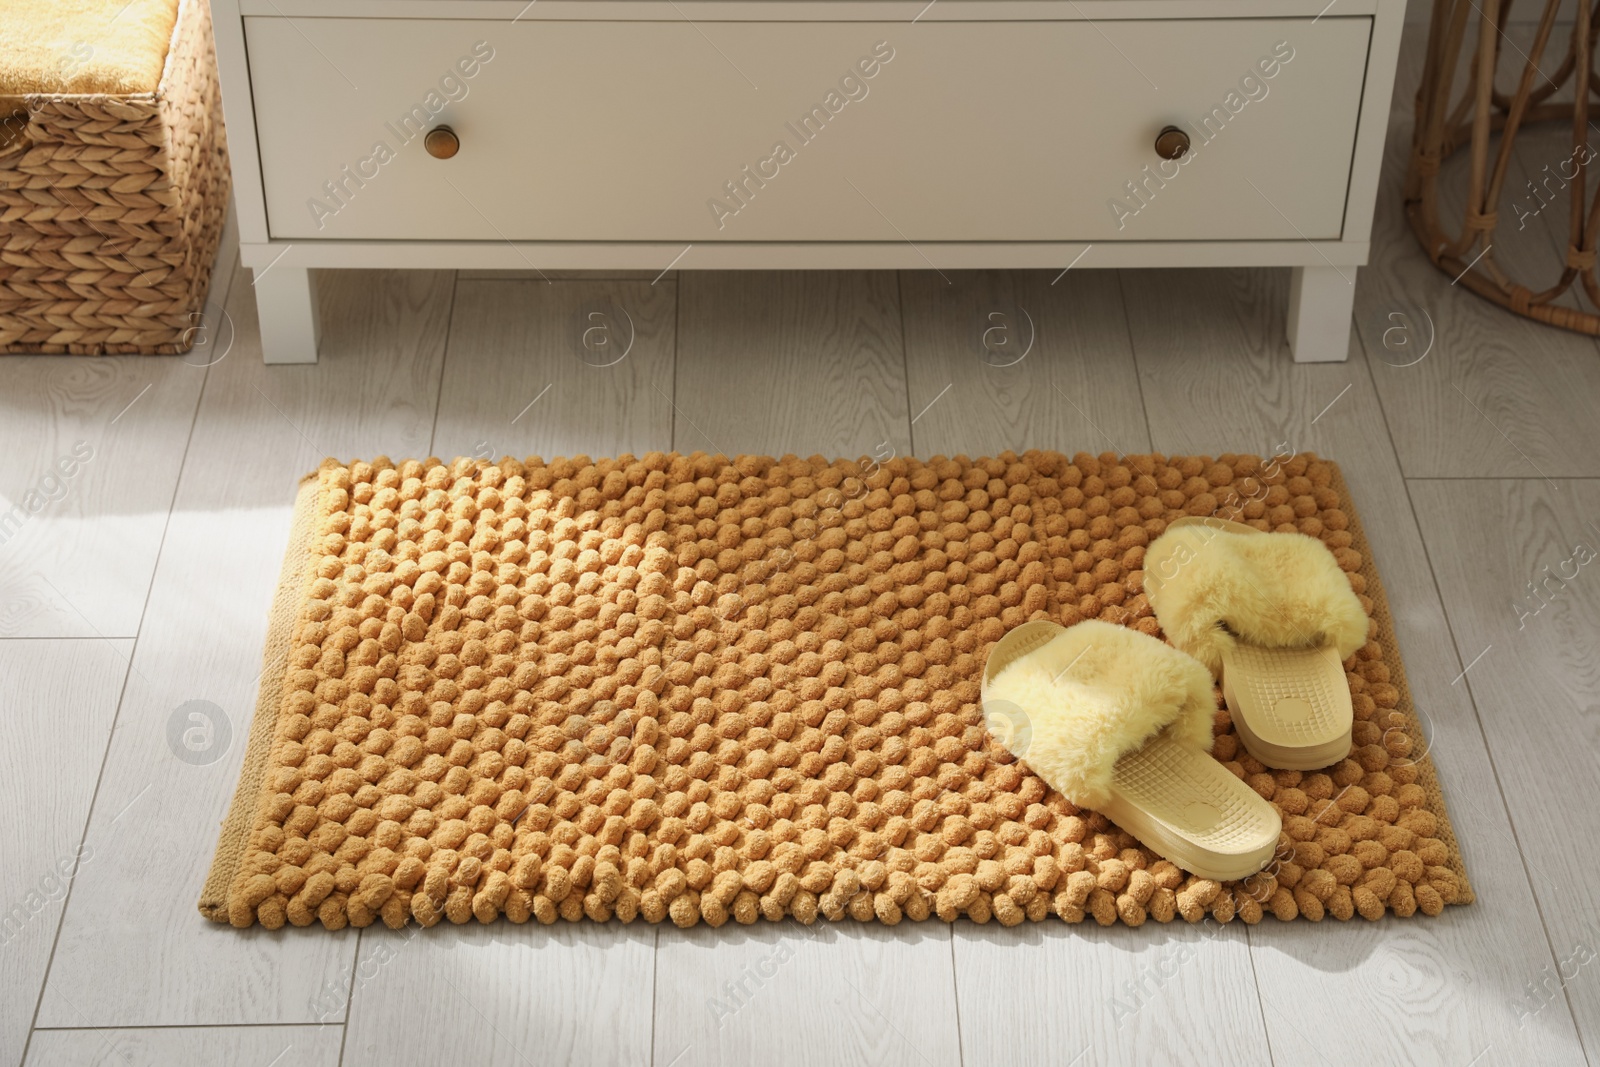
4;24;1598;1067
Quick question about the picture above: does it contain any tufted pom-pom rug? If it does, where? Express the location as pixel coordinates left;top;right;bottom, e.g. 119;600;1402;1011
201;450;1471;931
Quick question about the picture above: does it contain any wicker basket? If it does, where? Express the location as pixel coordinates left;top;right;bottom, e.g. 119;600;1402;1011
0;0;230;355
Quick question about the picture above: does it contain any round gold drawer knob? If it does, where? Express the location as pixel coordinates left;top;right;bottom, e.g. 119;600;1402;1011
424;125;460;160
1154;125;1190;161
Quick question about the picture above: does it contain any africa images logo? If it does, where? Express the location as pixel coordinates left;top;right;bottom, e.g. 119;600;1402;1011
166;700;232;766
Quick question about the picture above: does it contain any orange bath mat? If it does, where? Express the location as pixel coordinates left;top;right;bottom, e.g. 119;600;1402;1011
201;450;1470;930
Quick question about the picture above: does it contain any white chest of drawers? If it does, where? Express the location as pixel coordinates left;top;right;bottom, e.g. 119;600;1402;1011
211;0;1403;364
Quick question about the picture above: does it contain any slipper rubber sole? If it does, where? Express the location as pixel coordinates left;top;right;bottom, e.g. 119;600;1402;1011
982;621;1280;882
1152;515;1355;771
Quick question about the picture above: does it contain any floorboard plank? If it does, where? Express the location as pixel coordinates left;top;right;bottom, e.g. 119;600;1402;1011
35;265;456;1028
24;1025;342;1067
0;355;206;639
431;278;676;462
1410;477;1600;1058
898;269;1151;459
1123;262;1585;1063
955;920;1267;1067
0;641;130;1067
654;922;958;1067
341;924;655;1067
673;271;907;460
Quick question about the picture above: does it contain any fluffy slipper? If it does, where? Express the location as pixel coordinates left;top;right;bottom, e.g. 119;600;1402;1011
1144;515;1369;770
982;619;1280;882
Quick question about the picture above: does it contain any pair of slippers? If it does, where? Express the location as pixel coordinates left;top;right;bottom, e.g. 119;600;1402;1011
981;517;1370;881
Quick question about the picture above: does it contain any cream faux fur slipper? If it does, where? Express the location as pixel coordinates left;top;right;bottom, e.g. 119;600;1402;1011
982;619;1280;882
1144;516;1370;771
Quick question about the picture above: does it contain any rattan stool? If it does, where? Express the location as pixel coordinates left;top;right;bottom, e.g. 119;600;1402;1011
1407;0;1600;332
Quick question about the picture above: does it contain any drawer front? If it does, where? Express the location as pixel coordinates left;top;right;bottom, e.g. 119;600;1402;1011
247;17;1371;243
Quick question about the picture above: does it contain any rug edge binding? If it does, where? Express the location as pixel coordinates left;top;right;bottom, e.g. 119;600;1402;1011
197;471;323;923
